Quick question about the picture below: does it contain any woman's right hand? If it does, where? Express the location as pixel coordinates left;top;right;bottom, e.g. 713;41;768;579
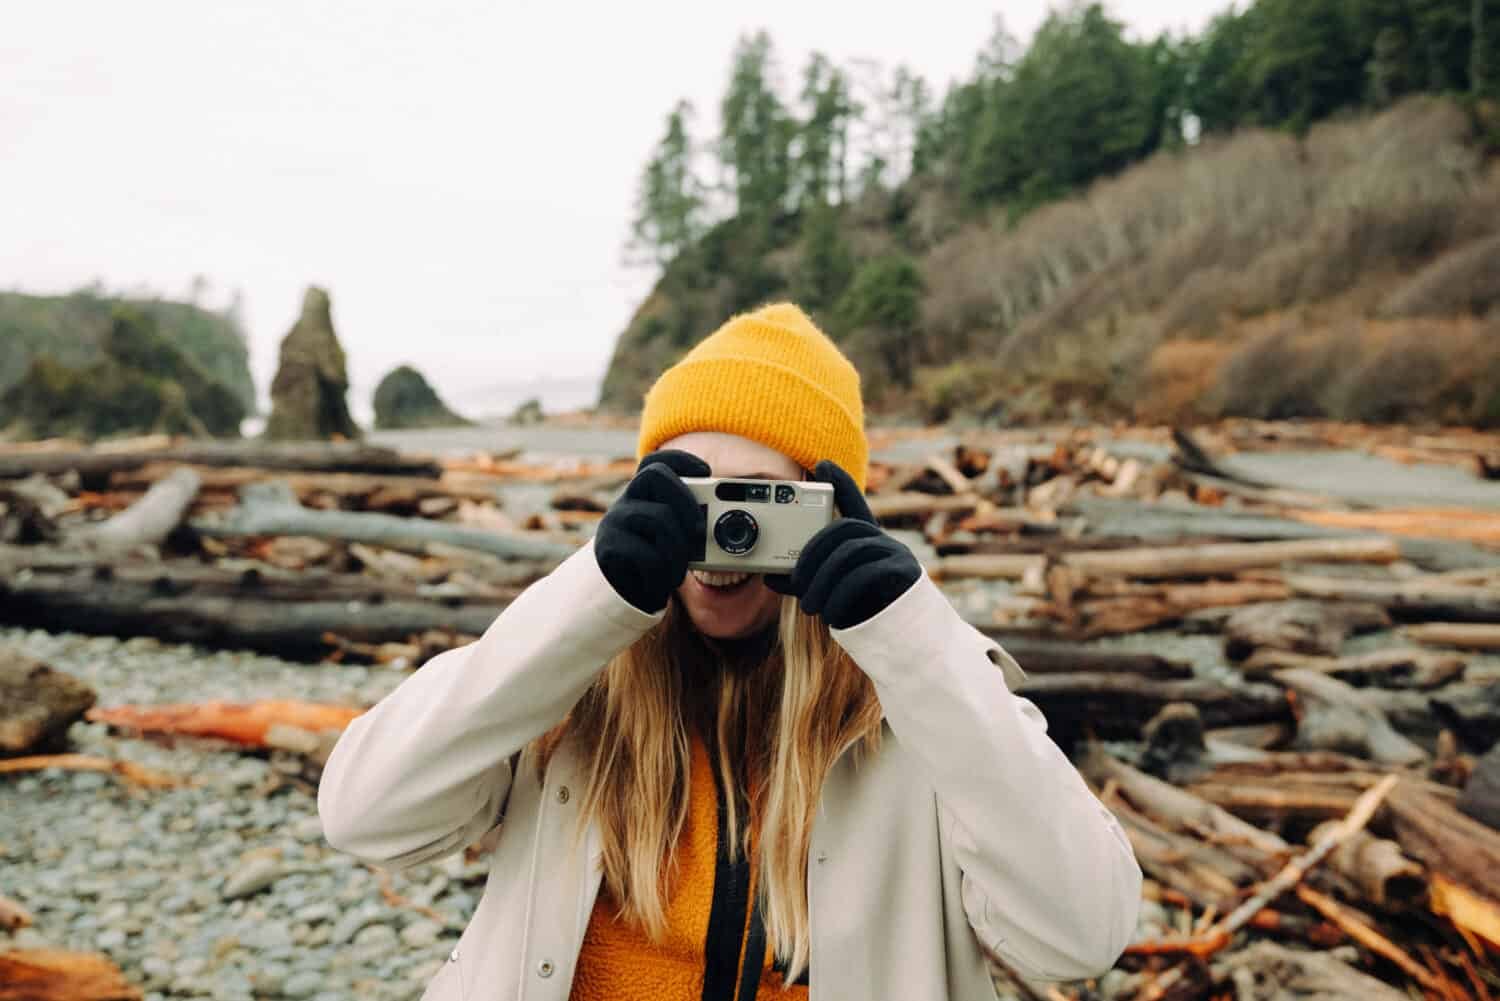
593;449;709;613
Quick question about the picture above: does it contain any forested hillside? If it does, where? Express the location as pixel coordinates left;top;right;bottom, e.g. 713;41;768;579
0;289;255;414
601;0;1500;426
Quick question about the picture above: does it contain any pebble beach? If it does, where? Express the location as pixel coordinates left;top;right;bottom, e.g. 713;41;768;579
0;627;479;1001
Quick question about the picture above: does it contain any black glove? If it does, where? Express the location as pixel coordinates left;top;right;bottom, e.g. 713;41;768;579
765;460;921;629
594;449;710;613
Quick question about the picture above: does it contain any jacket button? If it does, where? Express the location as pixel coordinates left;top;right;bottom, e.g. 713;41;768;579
537;959;555;978
557;785;570;804
815;852;828;864
449;947;460;962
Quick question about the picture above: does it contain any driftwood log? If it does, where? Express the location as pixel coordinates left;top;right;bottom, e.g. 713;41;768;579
0;950;142;1001
1273;669;1427;766
1057;537;1400;580
1013;674;1291;746
0;548;507;661
0;441;442;484
987;638;1193;679
1221;601;1390;660
69;466;200;551
193;482;576;563
1238;647;1465;689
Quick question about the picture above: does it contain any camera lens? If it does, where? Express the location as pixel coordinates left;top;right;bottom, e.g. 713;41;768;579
713;510;758;556
775;484;796;504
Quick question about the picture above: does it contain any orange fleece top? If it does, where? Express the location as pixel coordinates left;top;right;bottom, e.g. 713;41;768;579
569;735;809;1001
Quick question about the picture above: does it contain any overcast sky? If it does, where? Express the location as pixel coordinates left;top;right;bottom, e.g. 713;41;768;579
2;1;1224;420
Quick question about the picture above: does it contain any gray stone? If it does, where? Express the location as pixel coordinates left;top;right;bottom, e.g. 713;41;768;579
282;969;323;1000
222;856;285;900
399;919;441;948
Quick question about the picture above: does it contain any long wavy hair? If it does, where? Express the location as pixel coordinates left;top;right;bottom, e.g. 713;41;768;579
534;593;882;980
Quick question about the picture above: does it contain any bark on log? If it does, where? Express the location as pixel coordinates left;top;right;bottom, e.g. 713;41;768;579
1238;647;1466;689
929;553;1045;581
69;466;200;550
1385;778;1500;913
1273;669;1428;766
1058;537;1400;580
1104;794;1254;908
1222;601;1390;660
193;482;576;562
1284;572;1500;623
0;650;96;755
981;638;1193;679
1306;821;1426;908
1083;748;1290;861
1014;673;1291;745
0;554;505;660
868;492;982;522
1403;622;1500;651
0;949;143;1001
0;441;442;483
1213;940;1410;1001
110;463;503;506
1459;743;1500;831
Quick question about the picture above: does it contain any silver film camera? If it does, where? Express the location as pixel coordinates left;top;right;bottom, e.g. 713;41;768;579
682;477;835;573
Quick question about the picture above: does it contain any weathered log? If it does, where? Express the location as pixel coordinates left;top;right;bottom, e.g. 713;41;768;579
1385;778;1500;927
110;463;503;506
1014;673;1291;745
1273;669;1428;766
0;949;143;1001
929;553;1044;581
1071;580;1296;638
1128;775;1398;960
0;650;96;755
1222;601;1390;660
193;481;576;562
1057;537;1399;580
1288;507;1500;546
0;555;505;660
0;441;442;483
868;492;982;522
1403;622;1500;651
69;466;200;550
1083;748;1290;862
1103;794;1254;909
0;754;180;788
1358;682;1500;751
1284;572;1500;623
1305;821;1425;908
982;638;1193;679
1290;885;1439;990
1211;940;1410;1001
1459;743;1500;831
1238;647;1466;689
85;699;362;747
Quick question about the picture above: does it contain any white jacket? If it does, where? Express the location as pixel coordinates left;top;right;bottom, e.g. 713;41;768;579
318;541;1141;1000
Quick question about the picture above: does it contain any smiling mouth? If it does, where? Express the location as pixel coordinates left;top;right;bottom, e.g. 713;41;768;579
691;570;753;590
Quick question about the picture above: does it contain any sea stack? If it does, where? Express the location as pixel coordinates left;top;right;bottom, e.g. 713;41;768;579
372;365;472;429
264;286;361;441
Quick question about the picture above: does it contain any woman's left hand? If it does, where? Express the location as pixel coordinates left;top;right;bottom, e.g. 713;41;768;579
765;460;922;629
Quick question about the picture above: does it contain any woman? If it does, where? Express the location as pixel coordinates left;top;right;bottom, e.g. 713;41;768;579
318;303;1141;1001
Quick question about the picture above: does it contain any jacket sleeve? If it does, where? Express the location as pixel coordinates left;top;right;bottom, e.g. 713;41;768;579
317;539;662;869
830;575;1142;982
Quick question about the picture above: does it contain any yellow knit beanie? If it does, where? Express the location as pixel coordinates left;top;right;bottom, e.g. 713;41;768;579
636;303;869;491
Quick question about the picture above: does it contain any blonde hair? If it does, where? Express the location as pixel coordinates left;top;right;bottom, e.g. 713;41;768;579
536;596;882;980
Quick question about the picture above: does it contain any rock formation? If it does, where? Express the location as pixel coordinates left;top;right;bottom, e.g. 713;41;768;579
372;365;472;430
264;287;361;441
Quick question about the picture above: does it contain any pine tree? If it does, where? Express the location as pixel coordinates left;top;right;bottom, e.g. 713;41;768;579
630;101;704;267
